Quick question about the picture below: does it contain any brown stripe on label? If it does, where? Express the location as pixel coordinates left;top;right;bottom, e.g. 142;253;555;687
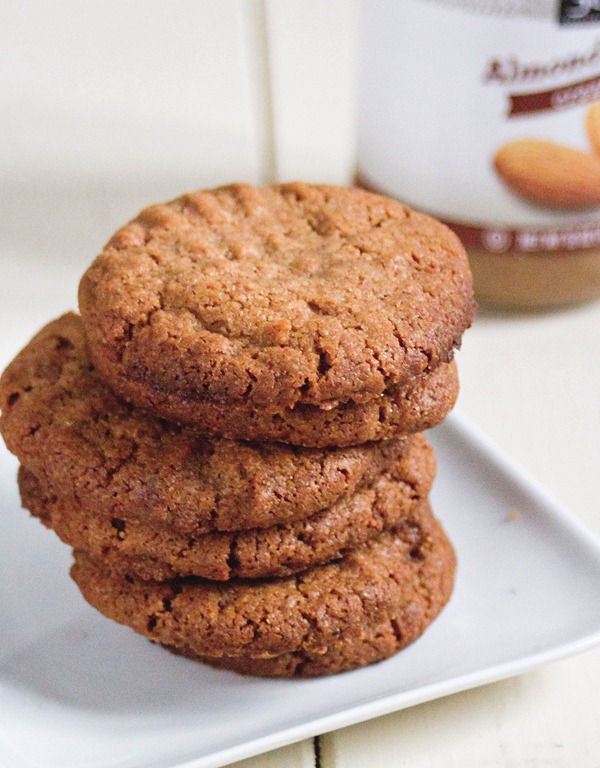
443;220;600;254
508;73;600;116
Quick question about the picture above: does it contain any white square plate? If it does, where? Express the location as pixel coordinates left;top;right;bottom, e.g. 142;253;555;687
2;412;600;768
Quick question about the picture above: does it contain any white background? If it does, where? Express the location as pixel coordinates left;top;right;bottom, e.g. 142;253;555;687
1;2;600;767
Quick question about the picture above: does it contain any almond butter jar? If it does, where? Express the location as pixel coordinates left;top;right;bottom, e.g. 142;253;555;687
357;0;600;309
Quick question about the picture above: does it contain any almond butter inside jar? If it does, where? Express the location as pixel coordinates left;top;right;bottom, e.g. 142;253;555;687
357;0;600;309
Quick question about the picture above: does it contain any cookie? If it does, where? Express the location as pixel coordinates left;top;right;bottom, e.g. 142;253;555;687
0;314;415;533
70;510;455;662
78;183;475;419
165;607;436;677
123;357;459;447
19;433;436;580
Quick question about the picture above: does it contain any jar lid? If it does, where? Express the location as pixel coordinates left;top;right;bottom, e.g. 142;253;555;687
412;0;557;20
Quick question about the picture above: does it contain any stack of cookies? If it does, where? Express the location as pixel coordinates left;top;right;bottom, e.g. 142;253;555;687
0;183;475;677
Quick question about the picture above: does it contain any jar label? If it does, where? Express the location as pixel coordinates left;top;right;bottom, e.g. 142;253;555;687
446;220;600;252
358;0;600;254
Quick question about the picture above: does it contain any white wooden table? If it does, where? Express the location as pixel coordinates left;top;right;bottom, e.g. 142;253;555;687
1;3;599;766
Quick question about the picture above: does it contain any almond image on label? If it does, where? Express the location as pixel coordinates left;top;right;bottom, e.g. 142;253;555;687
493;139;600;209
586;103;600;156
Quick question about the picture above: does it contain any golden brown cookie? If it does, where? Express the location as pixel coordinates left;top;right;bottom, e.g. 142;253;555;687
110;357;459;447
78;183;474;421
70;511;456;664
0;314;417;534
19;433;436;580
166;607;436;677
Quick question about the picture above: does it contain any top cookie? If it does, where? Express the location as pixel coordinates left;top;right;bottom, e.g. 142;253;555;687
78;183;475;413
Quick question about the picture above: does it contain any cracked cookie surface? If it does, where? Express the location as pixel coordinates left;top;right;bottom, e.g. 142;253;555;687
78;183;475;418
123;354;459;447
19;433;435;580
70;509;456;663
0;314;418;533
170;604;440;677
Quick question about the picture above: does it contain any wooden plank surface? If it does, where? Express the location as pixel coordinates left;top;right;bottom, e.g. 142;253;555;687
230;739;315;768
0;0;267;262
265;0;360;184
321;653;600;767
